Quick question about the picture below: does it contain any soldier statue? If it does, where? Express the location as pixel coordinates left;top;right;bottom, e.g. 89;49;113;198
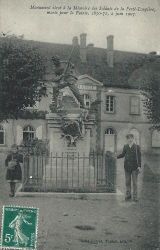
51;50;85;110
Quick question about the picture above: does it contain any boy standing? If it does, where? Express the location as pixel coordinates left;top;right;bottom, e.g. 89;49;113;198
117;134;141;202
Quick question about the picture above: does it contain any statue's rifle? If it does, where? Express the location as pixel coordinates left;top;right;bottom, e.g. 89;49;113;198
56;45;77;90
62;45;75;78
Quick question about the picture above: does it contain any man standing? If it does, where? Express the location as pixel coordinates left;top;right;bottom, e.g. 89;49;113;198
117;134;141;202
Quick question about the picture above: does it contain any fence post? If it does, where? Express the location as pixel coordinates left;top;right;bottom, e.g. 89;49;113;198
22;154;29;191
105;151;117;192
21;155;25;192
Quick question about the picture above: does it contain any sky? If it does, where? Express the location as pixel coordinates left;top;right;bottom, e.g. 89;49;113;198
0;0;160;53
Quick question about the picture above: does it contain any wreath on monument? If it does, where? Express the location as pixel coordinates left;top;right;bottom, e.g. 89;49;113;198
61;118;86;147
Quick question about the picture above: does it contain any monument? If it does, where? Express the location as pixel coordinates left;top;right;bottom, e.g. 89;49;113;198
44;48;96;190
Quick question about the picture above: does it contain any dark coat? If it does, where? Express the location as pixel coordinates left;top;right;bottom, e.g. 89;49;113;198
5;153;23;182
117;143;141;172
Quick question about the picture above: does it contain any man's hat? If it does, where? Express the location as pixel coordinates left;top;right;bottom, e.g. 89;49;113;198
126;133;134;139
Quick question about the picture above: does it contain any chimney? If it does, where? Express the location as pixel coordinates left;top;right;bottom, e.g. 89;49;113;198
80;33;87;48
106;35;114;67
107;35;114;50
72;36;79;46
80;33;87;62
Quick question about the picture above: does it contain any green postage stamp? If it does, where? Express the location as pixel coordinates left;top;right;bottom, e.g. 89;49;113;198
1;206;39;249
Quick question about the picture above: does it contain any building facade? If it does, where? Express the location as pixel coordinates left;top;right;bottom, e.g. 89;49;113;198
100;87;156;154
0;34;160;155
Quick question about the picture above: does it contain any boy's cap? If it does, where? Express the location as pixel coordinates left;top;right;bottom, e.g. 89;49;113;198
126;133;134;139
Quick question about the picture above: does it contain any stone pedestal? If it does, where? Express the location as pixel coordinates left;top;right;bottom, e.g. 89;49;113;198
44;112;96;190
46;112;95;154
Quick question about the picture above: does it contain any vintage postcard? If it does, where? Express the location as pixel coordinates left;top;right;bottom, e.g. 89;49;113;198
0;0;160;249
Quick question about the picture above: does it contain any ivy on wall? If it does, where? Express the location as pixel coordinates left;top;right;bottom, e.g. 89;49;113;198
17;110;48;119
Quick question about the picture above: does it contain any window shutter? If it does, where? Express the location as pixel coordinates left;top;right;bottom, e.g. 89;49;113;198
16;125;23;145
130;96;140;114
36;125;43;140
152;131;160;147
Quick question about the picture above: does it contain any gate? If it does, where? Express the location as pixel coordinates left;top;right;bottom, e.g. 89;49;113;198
22;151;116;193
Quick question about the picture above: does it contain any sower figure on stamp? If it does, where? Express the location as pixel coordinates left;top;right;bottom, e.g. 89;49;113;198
117;134;141;202
5;144;23;197
9;210;32;247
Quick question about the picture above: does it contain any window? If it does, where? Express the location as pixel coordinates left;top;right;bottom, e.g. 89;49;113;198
106;96;115;113
152;130;160;148
0;125;5;145
83;94;90;108
23;125;35;142
130;96;140;115
105;128;115;135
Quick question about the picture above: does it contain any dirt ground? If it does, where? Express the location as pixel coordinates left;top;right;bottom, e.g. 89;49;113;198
0;153;159;250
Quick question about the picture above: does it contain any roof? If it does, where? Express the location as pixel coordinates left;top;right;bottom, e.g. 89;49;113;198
128;56;160;88
2;37;158;89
